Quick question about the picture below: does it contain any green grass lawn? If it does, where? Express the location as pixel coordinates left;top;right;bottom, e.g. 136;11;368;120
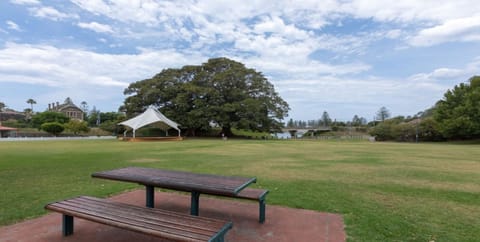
0;139;479;241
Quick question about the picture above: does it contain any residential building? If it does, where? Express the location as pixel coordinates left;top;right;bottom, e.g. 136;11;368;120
48;98;84;120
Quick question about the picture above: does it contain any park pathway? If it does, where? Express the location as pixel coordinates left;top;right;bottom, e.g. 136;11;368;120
0;189;346;241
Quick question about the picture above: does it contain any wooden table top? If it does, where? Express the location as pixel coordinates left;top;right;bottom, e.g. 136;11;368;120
92;167;256;196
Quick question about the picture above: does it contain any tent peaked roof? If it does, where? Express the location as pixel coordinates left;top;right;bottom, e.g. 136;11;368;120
119;106;180;133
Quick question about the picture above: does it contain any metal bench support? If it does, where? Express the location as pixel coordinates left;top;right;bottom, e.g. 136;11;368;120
146;185;154;208
191;191;200;216
47;196;232;240
259;198;266;223
62;214;74;236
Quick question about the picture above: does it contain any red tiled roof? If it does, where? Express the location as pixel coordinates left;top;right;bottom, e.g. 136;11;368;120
0;125;18;131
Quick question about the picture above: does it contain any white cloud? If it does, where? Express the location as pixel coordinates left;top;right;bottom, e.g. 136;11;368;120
409;15;480;46
275;74;446;120
6;21;21;31
245;56;370;78
70;0;163;25
29;6;73;21
78;22;114;33
254;16;287;34
409;57;480;82
342;0;480;23
10;0;40;5
68;0;480;27
0;42;205;110
430;68;464;79
386;29;402;39
4;1;480;118
253;15;312;41
0;42;194;87
68;0;480;50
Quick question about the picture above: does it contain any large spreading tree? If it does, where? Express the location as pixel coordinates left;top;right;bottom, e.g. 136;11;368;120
122;57;289;136
434;76;480;139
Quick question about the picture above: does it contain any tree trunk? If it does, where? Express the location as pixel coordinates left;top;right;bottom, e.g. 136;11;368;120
185;128;196;137
221;126;233;138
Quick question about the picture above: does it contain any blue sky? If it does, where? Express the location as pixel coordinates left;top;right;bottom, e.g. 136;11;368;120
1;0;480;121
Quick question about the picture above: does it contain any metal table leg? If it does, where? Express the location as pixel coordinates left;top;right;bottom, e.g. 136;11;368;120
146;185;154;208
190;191;200;216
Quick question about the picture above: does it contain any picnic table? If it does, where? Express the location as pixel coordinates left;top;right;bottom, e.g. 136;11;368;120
92;167;257;216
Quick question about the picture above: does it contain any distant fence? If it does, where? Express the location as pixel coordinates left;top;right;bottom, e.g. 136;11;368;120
0;136;116;142
276;135;373;140
312;135;372;140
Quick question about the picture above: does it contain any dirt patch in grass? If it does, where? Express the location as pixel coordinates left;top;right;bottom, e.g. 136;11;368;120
365;191;480;228
390;178;480;193
239;158;307;180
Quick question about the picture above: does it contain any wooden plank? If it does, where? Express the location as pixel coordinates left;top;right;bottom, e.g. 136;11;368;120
236;188;269;200
57;197;226;232
92;167;256;196
55;201;220;235
77;196;226;228
47;203;213;240
93;167;254;187
45;196;232;242
47;205;211;241
47;197;230;240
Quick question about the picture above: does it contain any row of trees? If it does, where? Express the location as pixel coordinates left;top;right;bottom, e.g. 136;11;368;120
30;112;88;136
3;58;478;141
369;115;442;142
286;112;368;129
1;98;126;136
286;111;332;128
370;76;480;141
29;110;126;136
119;59;480;141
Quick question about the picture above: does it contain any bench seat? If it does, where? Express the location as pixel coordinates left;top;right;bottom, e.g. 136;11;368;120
45;196;232;242
228;188;269;223
236;188;269;201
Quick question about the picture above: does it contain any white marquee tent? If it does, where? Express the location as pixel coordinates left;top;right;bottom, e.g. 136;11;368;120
118;106;181;138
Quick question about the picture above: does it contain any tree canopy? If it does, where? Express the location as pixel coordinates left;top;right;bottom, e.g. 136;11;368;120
64;120;89;135
369;76;480;142
0;102;6;112
122;57;289;136
40;122;64;136
26;98;36;112
434;76;480;139
320;111;332;127
32;111;70;129
376;106;391;122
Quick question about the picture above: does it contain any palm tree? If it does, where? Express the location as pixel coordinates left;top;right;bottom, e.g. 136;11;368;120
26;99;37;112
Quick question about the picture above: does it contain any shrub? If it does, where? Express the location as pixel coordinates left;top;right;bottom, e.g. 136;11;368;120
64;120;89;135
40;122;64;136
